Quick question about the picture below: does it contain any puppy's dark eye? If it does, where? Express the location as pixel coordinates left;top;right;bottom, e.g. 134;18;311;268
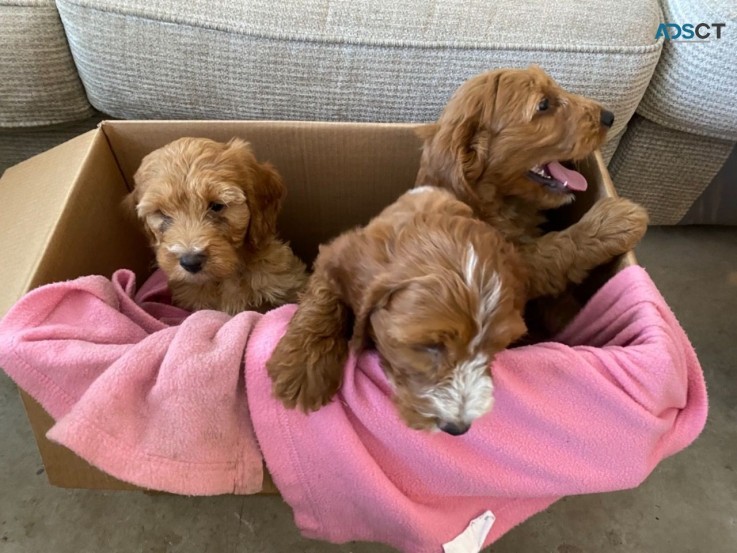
208;202;225;213
537;98;550;112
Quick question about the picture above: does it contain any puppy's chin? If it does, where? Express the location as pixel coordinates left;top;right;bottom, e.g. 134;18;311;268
392;393;494;434
379;360;441;432
393;398;441;432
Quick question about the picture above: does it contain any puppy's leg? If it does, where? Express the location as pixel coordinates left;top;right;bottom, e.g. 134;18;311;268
522;197;648;299
267;270;351;412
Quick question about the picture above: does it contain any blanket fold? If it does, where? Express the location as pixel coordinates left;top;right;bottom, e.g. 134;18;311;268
0;265;707;552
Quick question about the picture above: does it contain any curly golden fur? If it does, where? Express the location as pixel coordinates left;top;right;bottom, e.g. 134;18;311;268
268;187;528;434
127;137;307;314
416;66;648;306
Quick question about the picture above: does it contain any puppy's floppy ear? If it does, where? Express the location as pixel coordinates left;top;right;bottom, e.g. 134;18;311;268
313;229;395;350
227;138;286;250
122;159;158;244
413;123;440;142
351;273;438;350
351;272;407;350
124;156;152;220
121;187;139;219
416;72;500;207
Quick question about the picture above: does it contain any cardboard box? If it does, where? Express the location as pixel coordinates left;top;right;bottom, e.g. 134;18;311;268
0;120;633;492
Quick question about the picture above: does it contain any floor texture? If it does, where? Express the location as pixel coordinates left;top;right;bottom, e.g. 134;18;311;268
1;226;735;553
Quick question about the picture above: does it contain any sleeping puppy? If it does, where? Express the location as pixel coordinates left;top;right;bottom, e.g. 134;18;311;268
267;186;528;435
127;137;307;314
416;66;648;305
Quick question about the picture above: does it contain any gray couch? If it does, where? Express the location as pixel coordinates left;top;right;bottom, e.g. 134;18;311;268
2;0;735;224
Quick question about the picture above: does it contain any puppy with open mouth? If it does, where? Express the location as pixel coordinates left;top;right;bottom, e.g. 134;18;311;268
267;186;528;434
127;137;307;315
416;65;648;305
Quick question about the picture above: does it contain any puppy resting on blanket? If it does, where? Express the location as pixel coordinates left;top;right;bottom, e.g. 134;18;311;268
127;137;307;314
268;187;528;434
416;66;648;303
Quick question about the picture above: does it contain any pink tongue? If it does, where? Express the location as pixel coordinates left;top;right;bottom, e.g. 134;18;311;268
546;161;588;192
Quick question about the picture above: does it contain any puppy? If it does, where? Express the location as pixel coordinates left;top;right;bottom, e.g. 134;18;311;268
267;187;528;434
416;66;649;304
127;137;307;314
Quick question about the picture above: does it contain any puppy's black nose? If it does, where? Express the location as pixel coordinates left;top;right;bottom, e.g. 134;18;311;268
439;422;470;436
600;109;615;128
179;253;206;274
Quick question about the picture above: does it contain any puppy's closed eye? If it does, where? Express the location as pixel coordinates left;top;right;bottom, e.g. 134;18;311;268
409;344;446;379
414;343;445;356
149;210;172;231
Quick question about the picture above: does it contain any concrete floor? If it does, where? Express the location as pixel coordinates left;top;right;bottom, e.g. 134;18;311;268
1;226;735;553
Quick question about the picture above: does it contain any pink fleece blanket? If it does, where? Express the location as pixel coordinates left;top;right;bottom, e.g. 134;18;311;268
0;270;263;495
245;266;707;551
0;266;707;552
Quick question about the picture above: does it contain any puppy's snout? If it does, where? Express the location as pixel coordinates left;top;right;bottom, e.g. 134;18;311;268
439;421;470;436
179;252;206;274
600;109;615;128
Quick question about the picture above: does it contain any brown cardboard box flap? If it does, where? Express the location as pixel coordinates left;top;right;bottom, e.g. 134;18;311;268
0;130;97;317
0;127;154;318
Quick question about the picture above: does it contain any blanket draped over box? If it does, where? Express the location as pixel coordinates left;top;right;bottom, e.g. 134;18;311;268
0;267;707;552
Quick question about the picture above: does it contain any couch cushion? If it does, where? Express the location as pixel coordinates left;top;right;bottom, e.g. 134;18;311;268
637;0;737;140
0;0;93;127
57;0;661;137
609;114;735;225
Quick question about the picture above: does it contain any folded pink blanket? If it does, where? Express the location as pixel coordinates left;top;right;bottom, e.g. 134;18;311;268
0;266;707;552
0;269;263;495
245;266;707;552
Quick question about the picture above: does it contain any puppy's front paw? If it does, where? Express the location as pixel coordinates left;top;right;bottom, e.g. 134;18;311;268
583;197;649;255
267;336;348;412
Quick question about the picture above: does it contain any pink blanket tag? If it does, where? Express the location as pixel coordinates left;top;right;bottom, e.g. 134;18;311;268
442;510;495;553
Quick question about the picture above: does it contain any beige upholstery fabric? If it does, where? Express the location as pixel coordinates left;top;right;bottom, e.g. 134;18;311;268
609;115;735;225
57;0;661;47
57;0;661;136
0;0;93;127
637;0;737;140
